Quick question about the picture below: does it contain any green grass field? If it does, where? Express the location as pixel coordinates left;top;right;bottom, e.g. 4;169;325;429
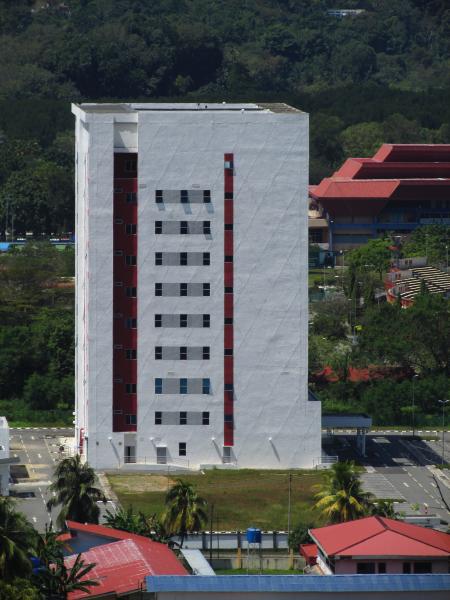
107;469;325;531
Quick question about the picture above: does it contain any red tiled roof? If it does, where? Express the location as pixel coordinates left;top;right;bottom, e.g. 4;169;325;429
310;516;450;559
64;521;187;599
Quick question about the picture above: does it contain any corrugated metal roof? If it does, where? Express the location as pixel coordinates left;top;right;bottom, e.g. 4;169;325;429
145;574;450;592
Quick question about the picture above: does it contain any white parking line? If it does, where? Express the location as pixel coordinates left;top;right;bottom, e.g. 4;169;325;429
403;482;409;487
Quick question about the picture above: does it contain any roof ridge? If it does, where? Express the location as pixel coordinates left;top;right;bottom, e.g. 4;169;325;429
382;518;450;552
333;517;387;554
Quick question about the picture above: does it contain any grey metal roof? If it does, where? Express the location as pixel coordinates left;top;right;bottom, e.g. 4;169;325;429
145;574;450;593
179;549;216;576
322;413;372;429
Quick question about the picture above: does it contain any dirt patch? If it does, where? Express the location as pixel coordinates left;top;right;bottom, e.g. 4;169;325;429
107;474;175;493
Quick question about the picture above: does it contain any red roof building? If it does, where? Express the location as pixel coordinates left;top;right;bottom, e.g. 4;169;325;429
61;521;188;599
307;516;450;576
309;144;450;251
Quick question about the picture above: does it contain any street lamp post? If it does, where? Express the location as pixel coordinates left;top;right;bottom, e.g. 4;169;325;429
411;374;418;437
438;399;449;466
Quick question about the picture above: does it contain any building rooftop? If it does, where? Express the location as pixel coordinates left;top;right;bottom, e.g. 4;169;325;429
309;516;450;559
146;574;450;593
63;521;187;599
73;102;302;114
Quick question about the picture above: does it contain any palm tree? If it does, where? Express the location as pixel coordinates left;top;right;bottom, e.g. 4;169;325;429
104;506;170;543
370;499;397;519
0;497;36;581
36;553;99;600
163;479;207;547
314;461;374;523
47;455;106;528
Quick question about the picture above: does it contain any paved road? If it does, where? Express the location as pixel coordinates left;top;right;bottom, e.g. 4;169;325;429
9;428;116;532
329;432;450;524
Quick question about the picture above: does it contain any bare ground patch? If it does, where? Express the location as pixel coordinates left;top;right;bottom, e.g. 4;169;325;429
106;473;175;493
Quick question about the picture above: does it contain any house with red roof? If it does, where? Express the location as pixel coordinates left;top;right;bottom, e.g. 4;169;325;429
302;516;450;576
309;144;450;252
61;521;188;599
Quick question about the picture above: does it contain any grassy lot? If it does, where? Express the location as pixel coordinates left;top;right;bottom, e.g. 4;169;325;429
107;469;325;531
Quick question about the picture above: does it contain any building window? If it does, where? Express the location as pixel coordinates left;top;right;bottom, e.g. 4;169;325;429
125;383;136;394
180;190;188;203
113;312;123;319
155;252;163;265
203;283;210;296
179;411;187;425
155;411;162;424
114;250;124;257
126;349;137;360
203;221;211;235
180;252;188;266
202;411;210;425
180;378;188;394
202;378;210;394
403;563;411;574
125;414;137;425
378;563;386;574
155;314;162;327
224;317;233;325
125;158;137;172
179;346;187;360
155;190;163;203
203;314;210;328
155;221;162;234
126;192;137;204
203;346;210;359
180;314;188;328
155;347;162;360
126;255;137;266
180;221;188;234
126;318;137;329
357;563;376;574
203;252;210;266
179;442;186;456
225;255;233;263
224;383;233;392
225;223;233;231
224;348;233;356
225;286;233;293
126;286;137;298
155;283;162;296
414;562;432;574
180;283;188;296
225;192;233;199
114;187;123;194
114;281;123;287
155;379;163;394
203;190;211;203
126;224;137;235
224;414;233;424
115;218;124;225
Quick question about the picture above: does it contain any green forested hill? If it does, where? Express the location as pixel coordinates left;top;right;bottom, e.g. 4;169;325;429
0;0;449;232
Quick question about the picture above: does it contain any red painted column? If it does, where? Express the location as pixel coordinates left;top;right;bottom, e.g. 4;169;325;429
113;153;138;432
224;153;234;446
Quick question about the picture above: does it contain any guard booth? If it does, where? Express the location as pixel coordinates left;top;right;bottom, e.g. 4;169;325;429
322;413;372;457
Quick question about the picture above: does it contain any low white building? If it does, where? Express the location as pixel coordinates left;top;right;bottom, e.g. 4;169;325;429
0;417;12;495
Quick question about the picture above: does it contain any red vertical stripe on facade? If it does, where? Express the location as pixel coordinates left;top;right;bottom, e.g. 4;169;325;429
224;153;234;447
113;153;138;432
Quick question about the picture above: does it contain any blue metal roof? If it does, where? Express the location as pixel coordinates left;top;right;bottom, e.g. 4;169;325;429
146;574;450;593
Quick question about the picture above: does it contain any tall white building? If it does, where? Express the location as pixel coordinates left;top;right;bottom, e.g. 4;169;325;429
72;102;320;470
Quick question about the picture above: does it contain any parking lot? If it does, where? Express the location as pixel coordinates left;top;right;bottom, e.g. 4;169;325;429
9;427;116;531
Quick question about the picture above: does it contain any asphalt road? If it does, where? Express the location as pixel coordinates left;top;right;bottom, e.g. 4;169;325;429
9;427;116;532
328;431;450;524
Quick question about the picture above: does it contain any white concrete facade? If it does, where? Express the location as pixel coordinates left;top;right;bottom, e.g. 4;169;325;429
72;102;320;470
0;416;11;495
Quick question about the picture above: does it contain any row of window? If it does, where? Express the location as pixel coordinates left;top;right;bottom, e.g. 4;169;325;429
154;346;233;360
155;378;211;394
356;562;432;575
114;220;137;235
155;190;211;204
155;314;210;328
154;411;210;425
155;221;211;235
155;283;212;296
155;252;210;266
